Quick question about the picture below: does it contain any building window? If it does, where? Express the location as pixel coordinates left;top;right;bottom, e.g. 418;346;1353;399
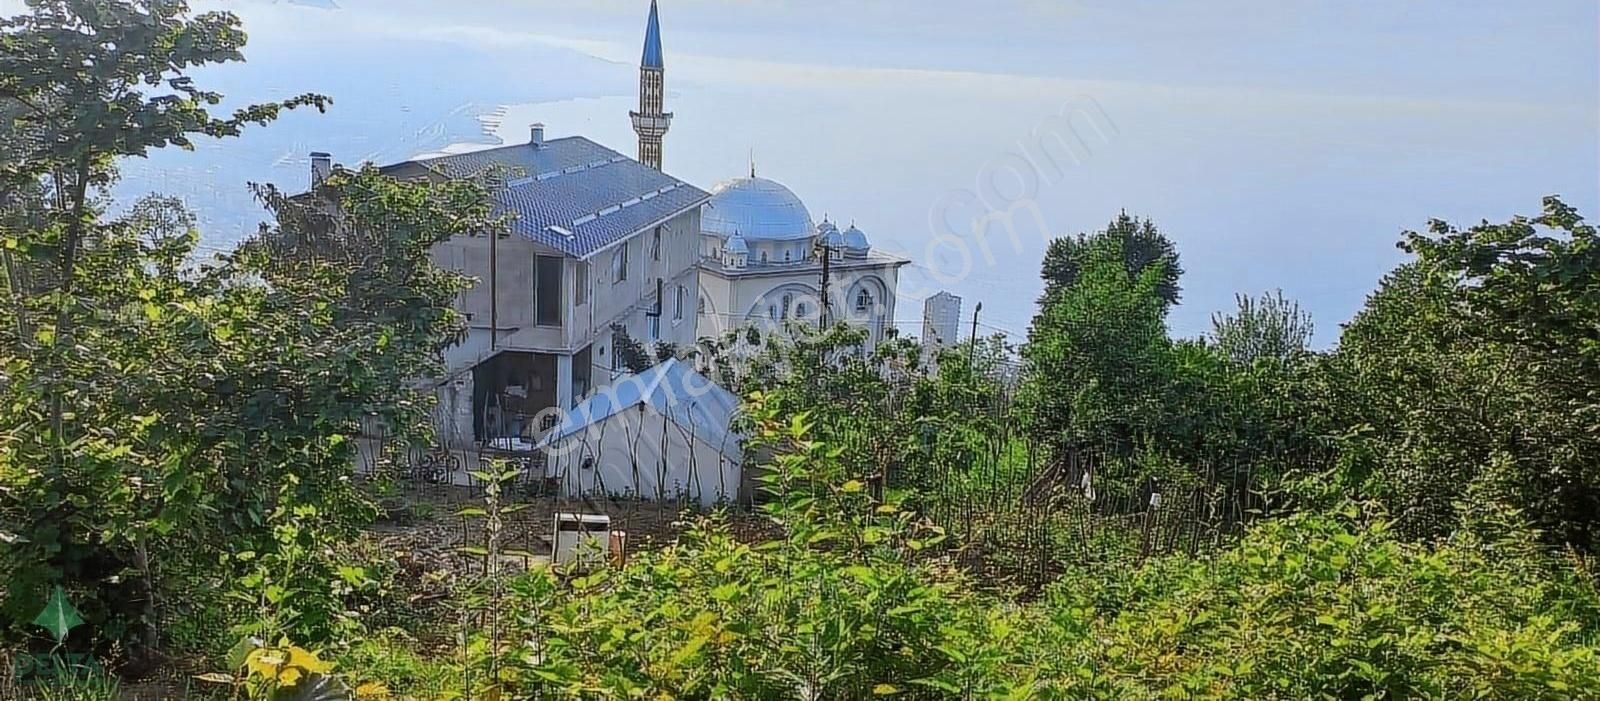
781;293;792;320
784;250;791;262
768;305;777;320
698;295;707;315
651;226;662;261
574;261;589;306
796;302;808;317
612;242;629;282
534;254;563;327
648;314;660;340
674;285;685;321
855;289;873;314
760;251;768;264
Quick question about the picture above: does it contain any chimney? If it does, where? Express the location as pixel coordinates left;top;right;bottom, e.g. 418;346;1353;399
530;123;545;147
309;151;332;187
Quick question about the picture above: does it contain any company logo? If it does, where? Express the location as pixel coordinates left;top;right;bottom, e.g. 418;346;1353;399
12;586;99;681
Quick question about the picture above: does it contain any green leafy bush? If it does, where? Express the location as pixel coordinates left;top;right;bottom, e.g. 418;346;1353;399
470;402;1600;699
1042;507;1600;699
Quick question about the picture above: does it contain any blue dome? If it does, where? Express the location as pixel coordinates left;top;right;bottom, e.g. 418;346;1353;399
842;224;870;251
818;219;844;248
723;231;749;254
702;176;814;242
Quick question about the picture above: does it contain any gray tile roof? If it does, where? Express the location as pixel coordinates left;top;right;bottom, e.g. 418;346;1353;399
392;137;709;258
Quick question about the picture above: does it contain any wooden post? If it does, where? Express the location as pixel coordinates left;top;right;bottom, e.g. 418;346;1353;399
609;530;628;567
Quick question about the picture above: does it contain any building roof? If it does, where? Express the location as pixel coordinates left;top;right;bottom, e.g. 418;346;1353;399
842;223;870;252
391;136;709;258
702;176;815;242
818;219;844;248
539;358;742;455
699;246;909;277
641;0;664;69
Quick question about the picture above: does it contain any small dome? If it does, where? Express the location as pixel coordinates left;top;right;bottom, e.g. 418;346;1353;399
702;176;814;242
723;231;749;254
842;224;870;252
818;219;844;248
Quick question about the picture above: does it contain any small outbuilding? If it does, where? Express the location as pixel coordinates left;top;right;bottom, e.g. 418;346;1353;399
537;359;743;507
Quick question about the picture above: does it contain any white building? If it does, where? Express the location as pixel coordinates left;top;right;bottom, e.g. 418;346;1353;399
923;291;963;351
695;171;909;350
365;0;707;451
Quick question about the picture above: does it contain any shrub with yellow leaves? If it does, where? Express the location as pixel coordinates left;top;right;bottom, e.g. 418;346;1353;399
199;636;357;701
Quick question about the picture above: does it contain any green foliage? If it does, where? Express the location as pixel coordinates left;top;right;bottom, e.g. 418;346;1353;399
1210;289;1313;366
1039;211;1183;308
902;335;1015;498
337;631;458;701
0;165;490;652
1035;506;1600;699
0;0;493;653
208;637;357;701
30;668;121;701
1021;216;1322;513
703;322;926;488
493;395;977;698
1321;198;1600;552
469;407;1600;699
5;5;1598;697
611;325;657;373
1022;228;1174;458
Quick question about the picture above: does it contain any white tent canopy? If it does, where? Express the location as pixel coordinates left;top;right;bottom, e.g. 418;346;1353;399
538;359;743;507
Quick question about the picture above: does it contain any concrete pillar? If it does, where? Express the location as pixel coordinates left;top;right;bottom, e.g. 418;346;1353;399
449;372;474;447
556;353;575;410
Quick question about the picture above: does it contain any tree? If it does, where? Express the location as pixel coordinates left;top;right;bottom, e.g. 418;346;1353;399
0;0;327;654
611;326;657;374
1021;228;1175;459
1320;198;1600;553
1039;211;1183;309
0;0;326;304
1210;289;1313;366
0;0;496;654
1401;196;1599;430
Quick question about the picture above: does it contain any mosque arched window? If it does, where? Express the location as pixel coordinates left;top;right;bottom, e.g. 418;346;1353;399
855;289;873;314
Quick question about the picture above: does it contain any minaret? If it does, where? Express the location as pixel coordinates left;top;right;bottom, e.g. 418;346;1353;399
630;0;672;170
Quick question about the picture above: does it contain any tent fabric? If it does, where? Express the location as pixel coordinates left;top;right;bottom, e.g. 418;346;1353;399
539;358;742;458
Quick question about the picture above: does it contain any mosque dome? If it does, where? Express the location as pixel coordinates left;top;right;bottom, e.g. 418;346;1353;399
723;230;749;254
702;176;815;242
842;224;870;254
817;218;845;249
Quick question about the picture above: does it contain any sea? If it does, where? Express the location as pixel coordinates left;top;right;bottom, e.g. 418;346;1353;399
99;0;1599;347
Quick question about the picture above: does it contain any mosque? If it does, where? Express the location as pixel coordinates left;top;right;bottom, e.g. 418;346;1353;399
629;0;909;351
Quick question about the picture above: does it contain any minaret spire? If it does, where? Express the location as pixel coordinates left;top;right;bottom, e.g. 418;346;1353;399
630;0;672;170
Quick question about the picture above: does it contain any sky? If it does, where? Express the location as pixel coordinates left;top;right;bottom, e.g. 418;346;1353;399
8;0;1595;345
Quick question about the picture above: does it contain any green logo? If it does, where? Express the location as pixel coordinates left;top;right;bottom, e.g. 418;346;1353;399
32;585;85;644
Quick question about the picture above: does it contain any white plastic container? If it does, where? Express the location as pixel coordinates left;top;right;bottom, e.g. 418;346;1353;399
551;512;611;565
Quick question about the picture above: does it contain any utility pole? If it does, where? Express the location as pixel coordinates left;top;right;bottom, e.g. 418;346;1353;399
817;241;834;329
968;301;982;366
489;227;498;350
